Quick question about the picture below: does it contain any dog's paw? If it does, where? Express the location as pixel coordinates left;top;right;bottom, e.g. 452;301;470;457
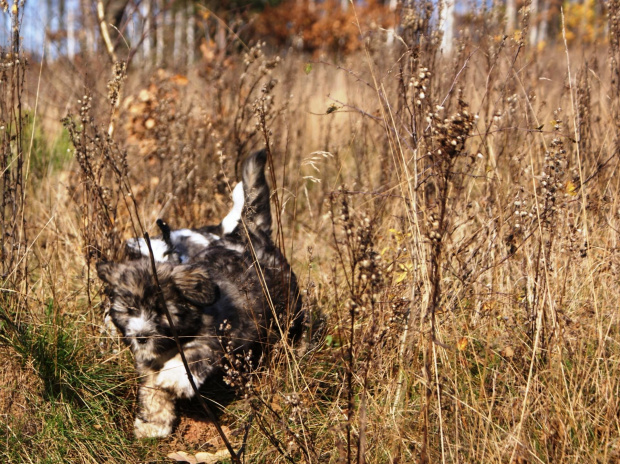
134;417;173;438
154;357;195;398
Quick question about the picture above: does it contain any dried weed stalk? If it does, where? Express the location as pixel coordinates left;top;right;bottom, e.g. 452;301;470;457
0;4;28;310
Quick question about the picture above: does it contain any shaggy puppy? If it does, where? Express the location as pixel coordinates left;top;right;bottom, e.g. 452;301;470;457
97;150;303;438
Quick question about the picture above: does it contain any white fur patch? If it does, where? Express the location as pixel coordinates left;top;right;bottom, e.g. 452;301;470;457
221;182;244;234
223;242;245;254
134;417;172;438
155;357;195;398
170;229;213;247
126;313;150;337
127;237;169;262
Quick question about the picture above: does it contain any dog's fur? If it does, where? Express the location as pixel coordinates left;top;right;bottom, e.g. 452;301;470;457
125;181;245;264
97;150;303;438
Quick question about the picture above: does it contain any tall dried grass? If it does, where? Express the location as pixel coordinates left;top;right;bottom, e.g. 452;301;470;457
1;2;620;463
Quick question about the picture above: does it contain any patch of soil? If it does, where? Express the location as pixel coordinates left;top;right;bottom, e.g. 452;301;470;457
173;417;231;449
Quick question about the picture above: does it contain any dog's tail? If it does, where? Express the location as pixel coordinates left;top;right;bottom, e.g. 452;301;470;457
241;149;271;238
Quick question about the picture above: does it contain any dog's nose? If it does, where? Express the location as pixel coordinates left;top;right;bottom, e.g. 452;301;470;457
136;336;148;345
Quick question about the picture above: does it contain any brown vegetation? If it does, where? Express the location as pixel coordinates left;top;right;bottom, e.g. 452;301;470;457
1;1;620;463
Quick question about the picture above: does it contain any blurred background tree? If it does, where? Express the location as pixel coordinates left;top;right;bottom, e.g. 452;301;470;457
11;0;609;66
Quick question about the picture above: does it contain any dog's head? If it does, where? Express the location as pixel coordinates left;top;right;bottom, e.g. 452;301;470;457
97;260;219;363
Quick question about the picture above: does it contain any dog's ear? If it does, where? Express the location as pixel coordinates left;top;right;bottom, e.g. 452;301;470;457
170;264;219;306
97;261;120;286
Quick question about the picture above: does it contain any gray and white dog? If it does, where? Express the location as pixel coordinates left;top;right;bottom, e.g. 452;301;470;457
97;150;304;438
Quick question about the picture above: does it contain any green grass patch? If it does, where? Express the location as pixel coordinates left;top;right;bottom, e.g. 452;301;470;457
0;301;143;463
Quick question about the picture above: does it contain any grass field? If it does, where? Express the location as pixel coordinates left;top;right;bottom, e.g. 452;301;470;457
1;2;620;463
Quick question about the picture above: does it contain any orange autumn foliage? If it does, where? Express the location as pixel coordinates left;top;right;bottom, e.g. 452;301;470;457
255;0;396;55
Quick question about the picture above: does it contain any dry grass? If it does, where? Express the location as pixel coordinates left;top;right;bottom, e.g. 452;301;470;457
2;3;620;463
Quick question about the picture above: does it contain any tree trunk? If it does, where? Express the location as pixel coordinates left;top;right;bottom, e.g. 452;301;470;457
505;0;517;35
186;3;195;67
529;0;539;45
156;0;165;67
45;0;53;60
81;0;96;54
97;0;117;60
143;0;153;66
58;0;66;55
67;9;76;60
174;5;182;65
538;0;549;44
439;0;455;54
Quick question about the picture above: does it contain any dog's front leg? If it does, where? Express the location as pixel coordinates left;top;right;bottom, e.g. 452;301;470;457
153;348;215;399
134;375;177;438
